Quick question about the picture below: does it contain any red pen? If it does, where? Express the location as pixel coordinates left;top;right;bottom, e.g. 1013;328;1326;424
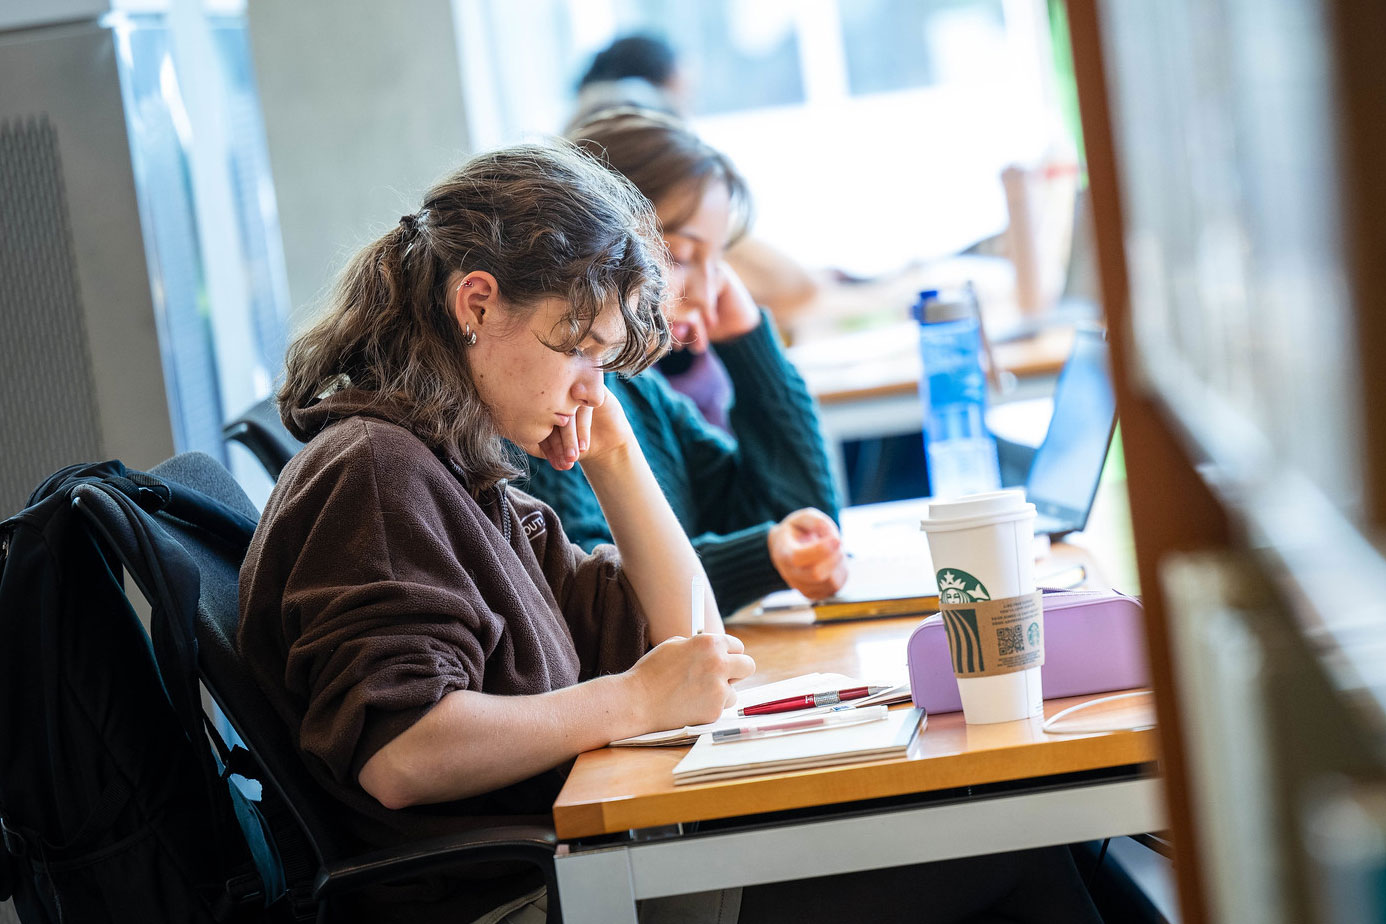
737;685;893;717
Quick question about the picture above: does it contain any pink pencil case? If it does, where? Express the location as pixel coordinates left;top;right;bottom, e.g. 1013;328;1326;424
907;588;1149;714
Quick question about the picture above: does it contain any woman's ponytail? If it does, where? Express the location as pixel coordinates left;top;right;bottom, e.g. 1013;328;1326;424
278;225;413;422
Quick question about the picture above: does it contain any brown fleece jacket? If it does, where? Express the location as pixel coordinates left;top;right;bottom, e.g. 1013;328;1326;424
237;390;649;861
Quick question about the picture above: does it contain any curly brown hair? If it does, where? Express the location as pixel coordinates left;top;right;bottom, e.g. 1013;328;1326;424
279;141;671;487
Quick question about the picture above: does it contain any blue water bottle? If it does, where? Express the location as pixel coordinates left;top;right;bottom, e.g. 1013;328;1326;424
914;286;1001;498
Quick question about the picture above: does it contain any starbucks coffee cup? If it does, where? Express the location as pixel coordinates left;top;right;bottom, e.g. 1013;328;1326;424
920;490;1045;724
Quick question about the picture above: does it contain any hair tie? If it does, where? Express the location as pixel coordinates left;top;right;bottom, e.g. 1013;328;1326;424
399;209;432;243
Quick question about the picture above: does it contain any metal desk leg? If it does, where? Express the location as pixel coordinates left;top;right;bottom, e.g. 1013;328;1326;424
554;844;639;924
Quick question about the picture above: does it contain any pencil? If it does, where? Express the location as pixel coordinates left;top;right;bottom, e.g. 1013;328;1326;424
691;577;704;636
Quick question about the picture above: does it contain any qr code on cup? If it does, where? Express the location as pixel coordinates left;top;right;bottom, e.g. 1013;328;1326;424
997;624;1024;656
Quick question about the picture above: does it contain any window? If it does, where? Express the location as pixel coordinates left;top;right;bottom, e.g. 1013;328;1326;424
619;1;805;114
840;0;1006;96
112;3;290;506
459;0;1066;277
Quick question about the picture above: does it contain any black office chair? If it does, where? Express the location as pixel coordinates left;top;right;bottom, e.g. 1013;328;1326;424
145;452;562;923
223;397;304;481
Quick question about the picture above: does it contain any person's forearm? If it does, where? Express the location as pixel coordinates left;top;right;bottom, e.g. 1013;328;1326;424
582;440;723;640
694;523;787;613
359;674;640;809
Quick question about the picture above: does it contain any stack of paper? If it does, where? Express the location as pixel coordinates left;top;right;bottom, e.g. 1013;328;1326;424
672;706;925;785
609;673;911;747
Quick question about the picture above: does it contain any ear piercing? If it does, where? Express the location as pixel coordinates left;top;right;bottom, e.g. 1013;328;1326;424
459;280;477;344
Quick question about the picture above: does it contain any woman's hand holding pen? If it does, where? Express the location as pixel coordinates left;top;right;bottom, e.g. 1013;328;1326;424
627;634;756;728
768;508;849;601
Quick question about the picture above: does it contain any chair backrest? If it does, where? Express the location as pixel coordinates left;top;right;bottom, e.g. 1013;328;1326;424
223;397;304;481
148;454;354;869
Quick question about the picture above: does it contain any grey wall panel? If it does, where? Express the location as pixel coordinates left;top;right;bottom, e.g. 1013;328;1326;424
247;0;472;329
0;117;105;508
0;21;174;513
0;0;109;32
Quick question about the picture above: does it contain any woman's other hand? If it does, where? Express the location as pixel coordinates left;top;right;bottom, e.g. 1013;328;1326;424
768;508;849;601
628;632;756;728
703;260;761;343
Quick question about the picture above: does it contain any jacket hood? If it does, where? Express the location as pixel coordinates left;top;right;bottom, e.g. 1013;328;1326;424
288;388;522;495
287;388;429;445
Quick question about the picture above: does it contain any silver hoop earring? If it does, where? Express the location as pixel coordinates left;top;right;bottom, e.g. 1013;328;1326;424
463;324;477;346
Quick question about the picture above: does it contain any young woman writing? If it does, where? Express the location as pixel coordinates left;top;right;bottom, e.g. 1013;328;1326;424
238;143;754;922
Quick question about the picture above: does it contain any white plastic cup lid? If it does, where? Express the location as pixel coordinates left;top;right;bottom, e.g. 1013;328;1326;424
920;489;1035;533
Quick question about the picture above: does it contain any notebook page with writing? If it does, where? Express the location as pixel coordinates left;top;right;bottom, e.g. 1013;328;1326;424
673;707;925;784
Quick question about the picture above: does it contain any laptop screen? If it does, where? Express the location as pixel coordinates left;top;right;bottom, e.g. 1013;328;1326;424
1024;329;1116;531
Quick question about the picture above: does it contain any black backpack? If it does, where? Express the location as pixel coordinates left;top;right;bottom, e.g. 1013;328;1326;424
0;460;285;922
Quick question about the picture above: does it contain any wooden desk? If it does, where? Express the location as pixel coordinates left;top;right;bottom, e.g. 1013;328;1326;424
552;616;1163;923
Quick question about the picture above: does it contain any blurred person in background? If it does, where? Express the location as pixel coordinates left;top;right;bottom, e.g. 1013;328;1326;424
569;36;820;330
518;109;847;614
567;33;689;130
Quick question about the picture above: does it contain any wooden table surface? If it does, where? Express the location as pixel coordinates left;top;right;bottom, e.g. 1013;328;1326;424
553;614;1159;840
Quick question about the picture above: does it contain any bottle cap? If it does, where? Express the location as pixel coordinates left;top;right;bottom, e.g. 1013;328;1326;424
913;287;976;324
910;289;938;323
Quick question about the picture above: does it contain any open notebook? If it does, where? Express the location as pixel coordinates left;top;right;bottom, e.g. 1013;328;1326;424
610;672;911;747
673;706;925;785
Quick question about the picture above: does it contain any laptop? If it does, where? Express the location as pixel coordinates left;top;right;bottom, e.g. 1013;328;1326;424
1024;326;1116;538
733;327;1116;624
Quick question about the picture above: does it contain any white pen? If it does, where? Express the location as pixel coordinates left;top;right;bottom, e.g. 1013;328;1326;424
691;577;704;636
711;705;890;744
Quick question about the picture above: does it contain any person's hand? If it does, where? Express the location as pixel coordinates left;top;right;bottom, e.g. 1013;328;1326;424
704;260;761;343
535;384;635;472
768;508;848;601
669;261;761;352
627;633;757;728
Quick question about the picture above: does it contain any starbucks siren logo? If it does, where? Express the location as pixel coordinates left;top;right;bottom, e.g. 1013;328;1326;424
936;569;990;604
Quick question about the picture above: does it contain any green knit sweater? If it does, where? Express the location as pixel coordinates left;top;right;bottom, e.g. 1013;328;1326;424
515;313;839;613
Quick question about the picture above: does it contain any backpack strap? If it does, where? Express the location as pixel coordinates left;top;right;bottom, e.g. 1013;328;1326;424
1;809;32;903
117;470;257;554
72;479;278;916
73;484;209;750
0;811;34;862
